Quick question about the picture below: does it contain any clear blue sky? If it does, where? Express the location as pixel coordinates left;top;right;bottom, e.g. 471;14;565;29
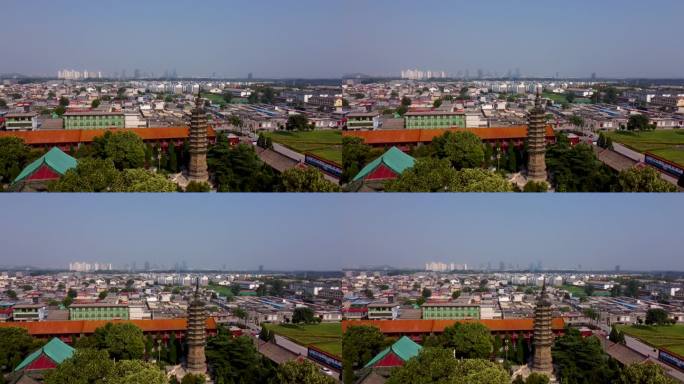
0;194;681;271
1;0;683;78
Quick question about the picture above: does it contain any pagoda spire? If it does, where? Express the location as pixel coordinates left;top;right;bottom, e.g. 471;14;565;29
531;275;554;376
186;277;207;375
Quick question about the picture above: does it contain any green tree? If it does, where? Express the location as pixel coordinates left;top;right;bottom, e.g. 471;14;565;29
281;167;340;192
552;328;621;384
524;180;549;192
286;114;311;131
91;99;101;108
206;333;276;384
59;96;70;107
292;307;316;324
525;372;551;384
107;360;167;384
645;308;670;325
515;334;525;364
433;99;443;108
0;98;6;107
566;93;576;104
341;136;382;183
421;288;432;299
185;181;211;192
342;326;387;384
207;137;279;192
385;158;513;192
89;322;146;360
98;291;108;300
625;280;640;298
259;87;276;104
167;144;178;173
506;141;518;172
433;131;485;170
145;335;155;358
101;131;146;170
181;373;207;384
401;96;412;107
627;115;653;131
546;135;617;192
431;322;493;359
618;167;677;192
387;348;509;384
277;359;337;384
233;308;248;326
584;285;596;297
4;289;18;300
0;137;30;183
620;363;677;384
115;169;177;192
167;332;178;364
0;327;43;373
44;349;114;384
49;158;122;192
569;115;584;127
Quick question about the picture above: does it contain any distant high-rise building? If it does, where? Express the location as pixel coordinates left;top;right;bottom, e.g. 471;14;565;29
425;262;448;272
69;261;112;272
134;69;140;79
615;265;621;272
591;72;597;81
400;69;447;81
248;73;253;80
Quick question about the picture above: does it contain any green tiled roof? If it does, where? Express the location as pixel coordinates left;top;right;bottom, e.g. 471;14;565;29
353;147;415;182
364;336;422;368
14;338;75;371
13;147;77;183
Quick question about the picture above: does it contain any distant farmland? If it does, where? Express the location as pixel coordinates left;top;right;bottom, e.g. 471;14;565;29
607;130;684;166
264;323;342;357
617;324;684;357
264;130;342;164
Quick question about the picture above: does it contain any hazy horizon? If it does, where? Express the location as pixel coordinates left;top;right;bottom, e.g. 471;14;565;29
0;195;682;272
1;0;683;79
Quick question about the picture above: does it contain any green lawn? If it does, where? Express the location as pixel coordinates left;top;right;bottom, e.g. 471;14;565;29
202;93;229;107
606;130;684;166
561;285;609;298
561;285;588;298
208;283;234;299
543;92;570;104
264;323;342;357
617;324;684;356
264;130;342;164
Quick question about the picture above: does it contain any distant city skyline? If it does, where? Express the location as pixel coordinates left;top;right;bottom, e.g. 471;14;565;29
0;195;682;271
1;0;683;78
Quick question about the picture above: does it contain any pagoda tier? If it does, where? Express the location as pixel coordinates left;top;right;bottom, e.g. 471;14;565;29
527;93;548;181
187;96;209;183
532;284;554;375
186;283;207;374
